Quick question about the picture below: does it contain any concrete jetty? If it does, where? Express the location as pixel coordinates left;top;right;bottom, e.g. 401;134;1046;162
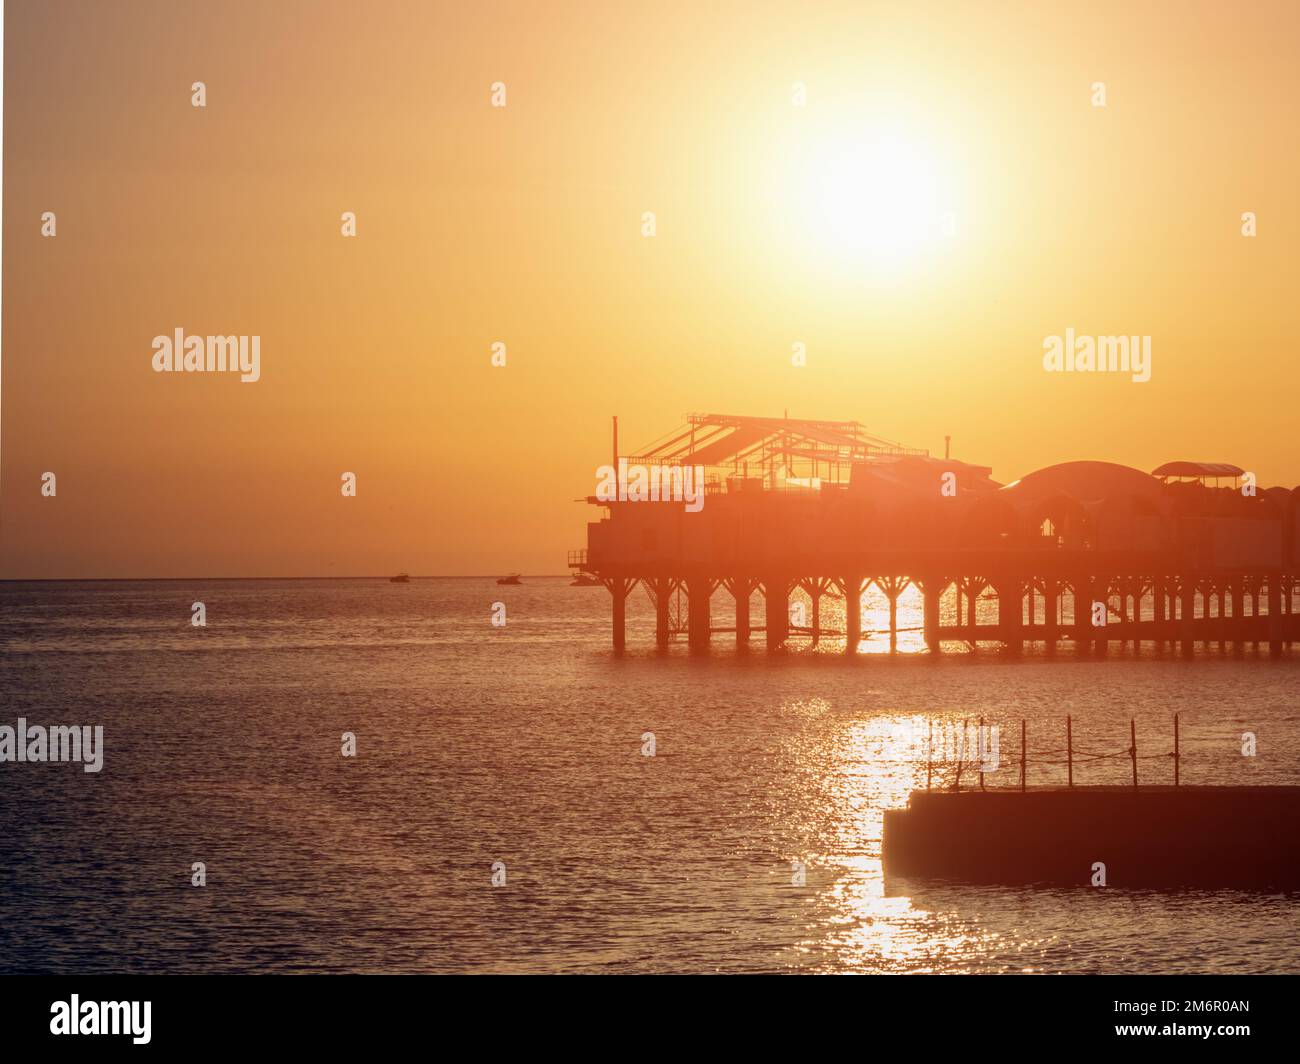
882;786;1300;889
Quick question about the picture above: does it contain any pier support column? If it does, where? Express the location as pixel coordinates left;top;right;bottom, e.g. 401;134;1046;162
1287;576;1295;648
888;590;897;651
998;579;1023;655
764;575;789;652
1117;581;1130;650
1232;578;1246;653
613;592;625;650
1102;582;1115;654
1181;581;1196;657
687;577;712;651
727;577;755;650
960;578;984;646
840;576;864;653
1154;576;1167;652
1044;580;1058;654
798;577;835;645
736;584;750;648
1253;580;1263;649
1268;573;1283;657
1074;576;1094;653
643;577;674;649
921;577;944;656
1118;582;1129;648
1092;581;1109;656
878;576;909;654
606;576;635;651
1130;581;1143;650
1140;581;1150;649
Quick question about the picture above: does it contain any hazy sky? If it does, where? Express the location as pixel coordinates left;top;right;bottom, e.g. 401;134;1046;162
3;0;1298;577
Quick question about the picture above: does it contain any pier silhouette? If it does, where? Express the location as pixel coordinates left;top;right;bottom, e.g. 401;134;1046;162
572;413;1299;656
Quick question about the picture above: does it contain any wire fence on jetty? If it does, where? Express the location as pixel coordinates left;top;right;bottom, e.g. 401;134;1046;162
926;714;1202;793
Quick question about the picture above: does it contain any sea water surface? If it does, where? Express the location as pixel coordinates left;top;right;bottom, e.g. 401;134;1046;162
0;577;1297;974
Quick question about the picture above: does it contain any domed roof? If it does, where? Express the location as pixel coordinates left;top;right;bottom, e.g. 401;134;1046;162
1000;460;1161;502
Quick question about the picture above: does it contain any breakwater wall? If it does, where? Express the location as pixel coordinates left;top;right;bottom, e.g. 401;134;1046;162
882;786;1300;888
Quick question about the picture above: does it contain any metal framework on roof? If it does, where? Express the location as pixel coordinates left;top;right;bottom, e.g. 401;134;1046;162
627;413;927;484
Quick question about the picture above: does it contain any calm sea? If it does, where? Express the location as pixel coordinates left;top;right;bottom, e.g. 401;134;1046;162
1;577;1297;973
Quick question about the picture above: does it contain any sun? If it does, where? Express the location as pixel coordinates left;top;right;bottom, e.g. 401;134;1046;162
811;136;942;263
774;117;956;276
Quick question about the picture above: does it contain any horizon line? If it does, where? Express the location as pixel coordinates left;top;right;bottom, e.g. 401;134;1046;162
0;574;573;583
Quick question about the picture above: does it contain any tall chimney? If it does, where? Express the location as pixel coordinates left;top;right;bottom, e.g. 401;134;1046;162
944;435;951;460
613;416;619;497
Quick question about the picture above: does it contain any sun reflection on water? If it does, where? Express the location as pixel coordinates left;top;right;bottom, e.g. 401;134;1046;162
784;711;1015;971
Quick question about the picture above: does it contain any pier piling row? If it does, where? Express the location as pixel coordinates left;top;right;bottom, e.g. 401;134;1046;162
590;565;1298;656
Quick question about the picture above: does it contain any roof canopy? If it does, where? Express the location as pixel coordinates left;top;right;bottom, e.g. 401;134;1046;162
1001;460;1160;501
1151;461;1245;479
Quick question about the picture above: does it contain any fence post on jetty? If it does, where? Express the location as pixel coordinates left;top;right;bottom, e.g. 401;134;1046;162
1066;715;1073;788
926;719;933;792
979;716;985;791
1174;712;1180;787
1020;718;1026;792
953;720;965;792
1131;717;1138;790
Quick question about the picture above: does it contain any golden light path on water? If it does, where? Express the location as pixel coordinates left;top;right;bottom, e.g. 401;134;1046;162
772;577;1041;971
774;701;1035;973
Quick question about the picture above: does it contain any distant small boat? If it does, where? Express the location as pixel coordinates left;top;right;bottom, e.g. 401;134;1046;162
570;574;601;587
390;572;411;583
496;573;522;585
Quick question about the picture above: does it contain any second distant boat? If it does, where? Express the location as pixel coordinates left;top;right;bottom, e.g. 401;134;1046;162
496;573;522;585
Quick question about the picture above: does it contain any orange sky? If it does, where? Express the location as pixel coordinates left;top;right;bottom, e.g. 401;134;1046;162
3;0;1298;577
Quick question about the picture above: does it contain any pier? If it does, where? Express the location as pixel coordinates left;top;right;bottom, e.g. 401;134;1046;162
571;413;1300;656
